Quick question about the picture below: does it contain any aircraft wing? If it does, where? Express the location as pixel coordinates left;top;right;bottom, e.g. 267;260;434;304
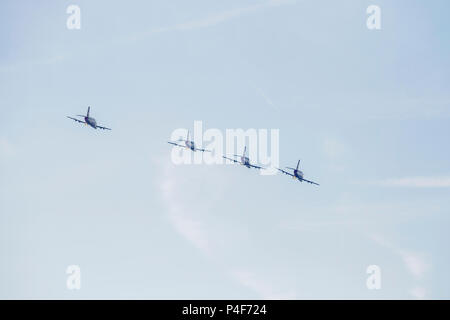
277;168;294;177
195;148;211;153
67;116;85;124
302;178;320;186
249;164;264;170
168;141;185;148
223;156;239;163
97;125;111;130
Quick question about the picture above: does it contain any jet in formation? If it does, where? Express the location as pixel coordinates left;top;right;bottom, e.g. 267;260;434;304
167;130;210;152
277;160;319;185
67;107;111;130
223;146;264;170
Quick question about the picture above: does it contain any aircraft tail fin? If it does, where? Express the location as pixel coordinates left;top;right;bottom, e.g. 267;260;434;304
243;146;247;157
296;160;300;170
87;106;90;118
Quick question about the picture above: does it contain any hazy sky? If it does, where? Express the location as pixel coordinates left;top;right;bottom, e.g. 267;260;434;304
1;0;449;299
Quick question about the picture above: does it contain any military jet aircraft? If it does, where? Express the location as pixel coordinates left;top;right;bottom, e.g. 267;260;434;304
67;107;111;130
168;130;210;152
223;146;264;170
277;160;319;185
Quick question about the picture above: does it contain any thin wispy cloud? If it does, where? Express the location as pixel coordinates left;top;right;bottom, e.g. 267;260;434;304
370;234;430;298
175;4;268;31
279;200;437;233
157;158;297;298
231;270;296;299
127;0;295;41
366;98;450;120
401;250;429;278
253;85;275;109
377;176;450;188
172;0;295;31
370;234;430;278
409;286;427;300
159;163;213;255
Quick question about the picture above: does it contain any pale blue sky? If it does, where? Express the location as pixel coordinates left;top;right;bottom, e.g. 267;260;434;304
1;0;449;299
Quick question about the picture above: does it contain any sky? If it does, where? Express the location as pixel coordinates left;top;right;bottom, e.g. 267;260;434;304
0;0;449;299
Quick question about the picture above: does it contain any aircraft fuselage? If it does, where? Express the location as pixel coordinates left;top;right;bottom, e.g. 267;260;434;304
294;169;304;180
186;140;195;151
241;156;251;168
85;117;98;129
